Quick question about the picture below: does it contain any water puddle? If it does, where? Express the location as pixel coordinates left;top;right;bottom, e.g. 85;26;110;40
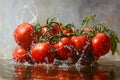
0;59;120;80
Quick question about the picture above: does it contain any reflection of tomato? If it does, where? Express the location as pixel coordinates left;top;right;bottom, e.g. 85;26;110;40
14;65;27;79
58;70;71;80
94;69;110;80
30;66;58;80
94;74;110;80
30;66;47;79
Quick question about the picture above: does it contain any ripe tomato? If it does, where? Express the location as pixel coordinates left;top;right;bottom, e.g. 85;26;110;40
60;26;73;34
71;34;92;63
31;42;55;63
13;46;27;62
54;37;74;60
92;33;111;57
71;36;85;52
14;22;34;49
41;23;59;35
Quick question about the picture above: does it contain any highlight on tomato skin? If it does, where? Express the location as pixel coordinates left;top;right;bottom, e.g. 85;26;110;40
54;37;75;60
92;33;111;57
13;15;119;65
14;22;34;50
12;46;27;62
31;42;55;63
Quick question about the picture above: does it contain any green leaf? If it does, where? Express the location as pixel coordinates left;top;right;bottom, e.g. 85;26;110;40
82;14;96;28
46;18;50;24
111;37;117;55
50;18;57;22
110;31;120;55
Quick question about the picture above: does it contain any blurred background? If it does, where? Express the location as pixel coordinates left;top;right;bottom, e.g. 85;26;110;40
0;0;120;60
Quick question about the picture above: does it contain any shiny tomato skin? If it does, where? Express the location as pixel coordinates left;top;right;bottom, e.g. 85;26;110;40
92;33;111;57
42;23;59;35
54;37;74;60
14;22;34;49
50;24;59;34
71;36;85;52
31;42;52;63
13;46;27;62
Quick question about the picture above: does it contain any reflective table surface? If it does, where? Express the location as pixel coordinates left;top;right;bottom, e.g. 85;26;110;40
0;59;120;80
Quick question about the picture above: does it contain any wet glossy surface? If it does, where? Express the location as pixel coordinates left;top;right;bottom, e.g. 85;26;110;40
0;59;120;80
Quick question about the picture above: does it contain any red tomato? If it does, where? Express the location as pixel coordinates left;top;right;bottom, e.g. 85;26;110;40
60;26;73;34
71;36;85;52
71;34;92;63
54;37;74;60
42;23;59;35
41;26;50;36
14;22;34;49
50;24;59;34
92;33;111;57
12;46;27;62
47;52;55;63
31;42;55;63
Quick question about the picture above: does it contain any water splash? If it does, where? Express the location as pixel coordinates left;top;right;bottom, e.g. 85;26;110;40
15;0;38;25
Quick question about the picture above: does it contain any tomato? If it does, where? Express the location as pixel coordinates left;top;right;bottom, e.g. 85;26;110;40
71;34;92;63
60;26;73;34
92;33;111;57
47;52;55;63
41;23;59;36
50;24;59;34
14;22;34;49
71;36;85;52
31;42;55;63
13;46;28;62
54;37;74;60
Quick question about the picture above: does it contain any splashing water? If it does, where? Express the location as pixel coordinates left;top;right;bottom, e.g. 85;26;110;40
16;0;38;25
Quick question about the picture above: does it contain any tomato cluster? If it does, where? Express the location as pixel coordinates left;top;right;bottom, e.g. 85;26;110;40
13;16;118;66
